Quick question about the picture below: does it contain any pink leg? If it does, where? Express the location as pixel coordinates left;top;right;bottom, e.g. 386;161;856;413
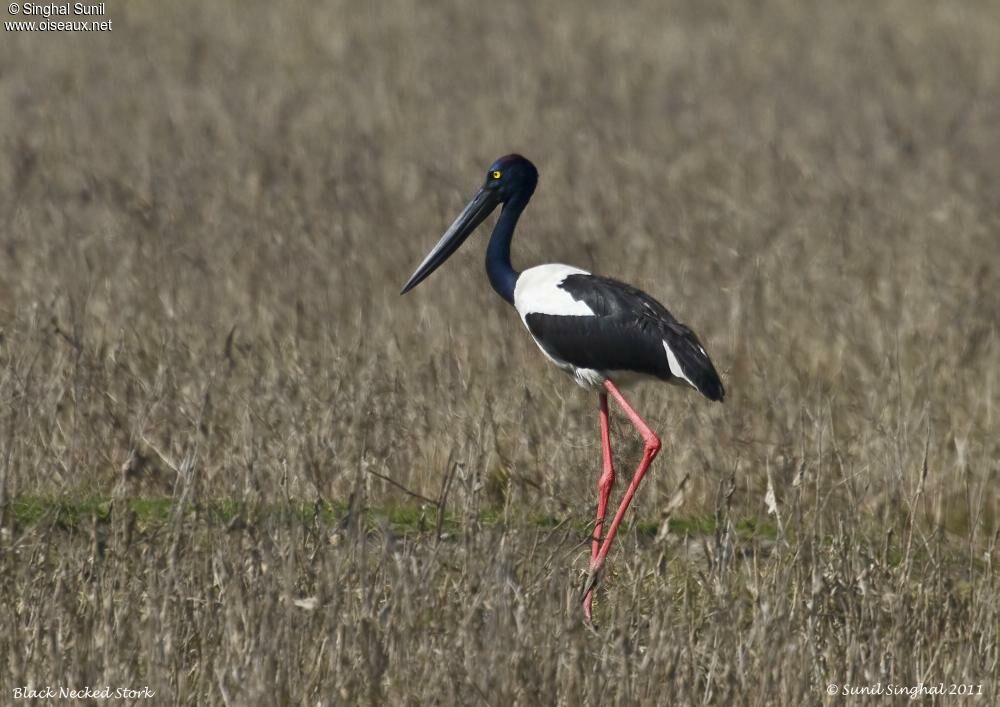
582;379;662;607
584;392;615;622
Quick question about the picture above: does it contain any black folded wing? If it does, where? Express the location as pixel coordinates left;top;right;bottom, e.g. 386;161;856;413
524;274;724;402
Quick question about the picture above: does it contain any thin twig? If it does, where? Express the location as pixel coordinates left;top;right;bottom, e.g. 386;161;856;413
366;468;439;507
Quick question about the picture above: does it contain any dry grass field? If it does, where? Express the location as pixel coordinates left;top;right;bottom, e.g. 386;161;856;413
2;0;999;704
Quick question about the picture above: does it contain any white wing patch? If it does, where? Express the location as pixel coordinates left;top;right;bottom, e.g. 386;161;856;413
513;264;594;321
663;340;697;389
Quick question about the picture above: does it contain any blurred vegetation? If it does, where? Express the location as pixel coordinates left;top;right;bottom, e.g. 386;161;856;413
1;0;998;703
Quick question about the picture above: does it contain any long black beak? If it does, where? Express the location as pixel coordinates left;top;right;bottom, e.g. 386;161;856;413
401;187;500;295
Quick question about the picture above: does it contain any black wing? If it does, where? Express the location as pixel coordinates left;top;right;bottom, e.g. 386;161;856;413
525;274;725;401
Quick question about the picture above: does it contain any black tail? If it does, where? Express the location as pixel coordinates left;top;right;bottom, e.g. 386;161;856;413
665;329;725;402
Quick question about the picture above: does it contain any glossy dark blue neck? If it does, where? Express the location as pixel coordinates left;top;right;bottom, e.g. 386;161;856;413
485;190;530;304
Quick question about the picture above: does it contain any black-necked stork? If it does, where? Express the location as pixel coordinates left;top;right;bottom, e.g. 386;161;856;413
401;154;724;622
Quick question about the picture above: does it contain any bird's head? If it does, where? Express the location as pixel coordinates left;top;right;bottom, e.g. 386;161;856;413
481;154;538;202
401;154;538;295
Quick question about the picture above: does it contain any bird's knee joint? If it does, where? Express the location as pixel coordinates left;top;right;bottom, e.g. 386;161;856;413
646;436;662;456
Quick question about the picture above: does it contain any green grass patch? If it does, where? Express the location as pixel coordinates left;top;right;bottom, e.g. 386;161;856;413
4;495;784;542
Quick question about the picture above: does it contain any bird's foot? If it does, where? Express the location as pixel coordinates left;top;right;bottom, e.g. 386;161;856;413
582;564;604;627
581;562;603;603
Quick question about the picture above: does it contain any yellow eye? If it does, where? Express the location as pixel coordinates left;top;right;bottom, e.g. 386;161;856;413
491;170;502;180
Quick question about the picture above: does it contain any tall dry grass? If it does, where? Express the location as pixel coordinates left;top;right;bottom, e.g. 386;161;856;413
1;0;998;704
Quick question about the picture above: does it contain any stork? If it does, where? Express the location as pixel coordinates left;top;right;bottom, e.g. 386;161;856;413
401;154;724;622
